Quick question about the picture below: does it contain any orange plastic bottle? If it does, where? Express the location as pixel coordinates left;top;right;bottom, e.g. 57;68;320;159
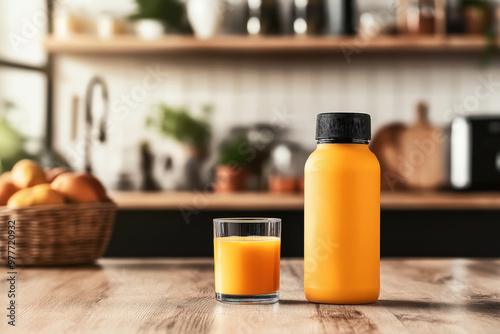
304;112;380;304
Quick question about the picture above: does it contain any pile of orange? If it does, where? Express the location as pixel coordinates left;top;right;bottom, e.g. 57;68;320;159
0;159;108;208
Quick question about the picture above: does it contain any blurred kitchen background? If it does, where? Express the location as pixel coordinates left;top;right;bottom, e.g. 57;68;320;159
1;0;500;257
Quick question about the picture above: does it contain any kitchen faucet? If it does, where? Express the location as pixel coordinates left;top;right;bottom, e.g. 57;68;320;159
84;76;109;173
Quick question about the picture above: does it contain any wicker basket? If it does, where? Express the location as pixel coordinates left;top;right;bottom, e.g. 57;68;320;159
0;201;117;266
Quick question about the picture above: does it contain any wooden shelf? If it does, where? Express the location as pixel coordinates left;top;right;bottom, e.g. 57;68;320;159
108;191;500;211
109;191;303;211
45;35;493;54
380;191;500;210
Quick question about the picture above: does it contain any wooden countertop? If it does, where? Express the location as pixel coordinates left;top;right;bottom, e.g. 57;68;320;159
3;258;498;333
108;191;500;210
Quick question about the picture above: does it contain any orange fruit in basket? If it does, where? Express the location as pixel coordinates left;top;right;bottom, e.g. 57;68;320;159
0;172;20;206
7;184;65;208
0;171;11;181
50;172;107;203
11;159;47;188
45;167;69;183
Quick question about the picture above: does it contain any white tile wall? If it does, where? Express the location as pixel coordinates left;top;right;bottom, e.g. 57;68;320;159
53;53;500;188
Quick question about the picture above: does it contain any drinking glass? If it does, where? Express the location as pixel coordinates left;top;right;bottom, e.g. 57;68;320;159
213;218;281;304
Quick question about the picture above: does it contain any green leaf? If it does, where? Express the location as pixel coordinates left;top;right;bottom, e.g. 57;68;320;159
147;104;212;149
217;136;253;167
130;0;185;31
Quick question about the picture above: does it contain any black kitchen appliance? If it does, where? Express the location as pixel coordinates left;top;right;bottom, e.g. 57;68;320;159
449;115;500;190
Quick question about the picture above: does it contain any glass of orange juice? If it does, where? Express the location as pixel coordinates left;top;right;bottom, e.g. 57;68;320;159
213;218;281;304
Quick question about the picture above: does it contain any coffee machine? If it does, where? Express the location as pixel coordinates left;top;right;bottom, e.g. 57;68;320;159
449;115;500;190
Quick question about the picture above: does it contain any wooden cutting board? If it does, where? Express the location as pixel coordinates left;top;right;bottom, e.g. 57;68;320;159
370;102;446;191
370;122;408;191
399;102;446;189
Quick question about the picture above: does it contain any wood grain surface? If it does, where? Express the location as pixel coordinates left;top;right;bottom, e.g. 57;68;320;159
1;259;499;334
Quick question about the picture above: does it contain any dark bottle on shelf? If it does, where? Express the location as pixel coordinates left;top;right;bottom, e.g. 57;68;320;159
247;0;281;35
325;0;355;35
462;0;492;35
446;0;465;33
292;0;326;35
407;0;436;35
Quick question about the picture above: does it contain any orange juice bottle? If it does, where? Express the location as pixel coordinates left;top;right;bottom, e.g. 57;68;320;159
304;112;380;304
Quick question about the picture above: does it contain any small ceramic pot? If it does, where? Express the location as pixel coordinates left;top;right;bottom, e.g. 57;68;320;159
214;165;249;193
268;175;298;194
134;19;165;40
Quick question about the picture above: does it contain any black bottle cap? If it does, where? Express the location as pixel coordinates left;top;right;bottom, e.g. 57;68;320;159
315;112;371;144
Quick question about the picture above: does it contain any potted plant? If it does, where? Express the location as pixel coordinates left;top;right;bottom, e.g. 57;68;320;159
214;136;252;193
130;0;185;39
147;104;211;190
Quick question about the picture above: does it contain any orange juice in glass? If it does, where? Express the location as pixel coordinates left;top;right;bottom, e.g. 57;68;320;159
214;218;281;304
